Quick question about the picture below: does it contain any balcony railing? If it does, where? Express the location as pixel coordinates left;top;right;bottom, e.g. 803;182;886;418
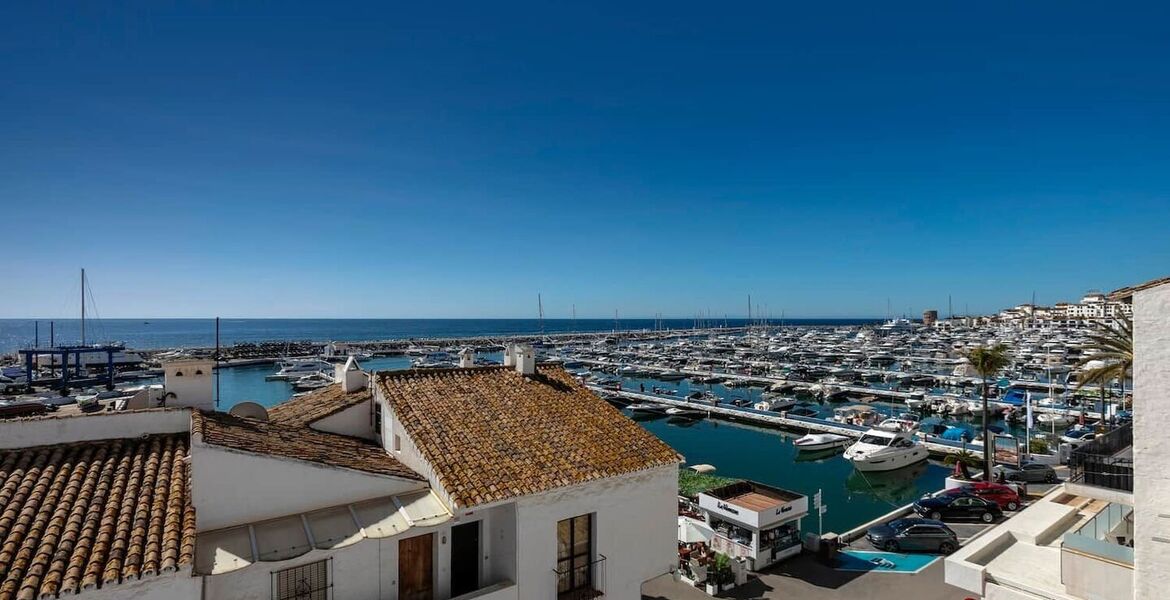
553;554;606;600
1068;423;1133;492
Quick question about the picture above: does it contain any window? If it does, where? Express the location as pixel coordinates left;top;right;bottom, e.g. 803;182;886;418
195;369;204;375
272;559;331;600
556;514;593;596
174;371;183;377
393;434;401;452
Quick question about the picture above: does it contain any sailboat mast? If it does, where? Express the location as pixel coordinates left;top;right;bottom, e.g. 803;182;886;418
538;293;544;336
81;268;86;345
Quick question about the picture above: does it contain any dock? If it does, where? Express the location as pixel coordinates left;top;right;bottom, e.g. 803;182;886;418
593;385;985;459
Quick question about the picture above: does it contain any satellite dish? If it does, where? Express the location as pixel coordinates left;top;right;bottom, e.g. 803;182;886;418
228;401;269;421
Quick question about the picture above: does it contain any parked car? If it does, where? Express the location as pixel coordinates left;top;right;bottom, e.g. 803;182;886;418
993;461;1058;483
914;493;1003;523
865;518;959;554
1060;429;1097;444
939;482;1022;511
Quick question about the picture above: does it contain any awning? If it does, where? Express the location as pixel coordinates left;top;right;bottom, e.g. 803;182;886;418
195;488;451;575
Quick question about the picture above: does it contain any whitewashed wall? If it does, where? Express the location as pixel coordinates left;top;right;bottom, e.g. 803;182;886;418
189;441;426;531
513;464;678;599
1133;283;1170;600
202;507;517;600
310;399;374;439
0;408;190;450
76;567;202;600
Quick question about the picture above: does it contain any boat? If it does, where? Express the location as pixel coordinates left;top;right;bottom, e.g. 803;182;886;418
843;427;929;472
1037;412;1076;426
664;406;705;418
793;432;852;452
753;396;799;412
292;372;334;392
266;359;334;381
626;403;667;415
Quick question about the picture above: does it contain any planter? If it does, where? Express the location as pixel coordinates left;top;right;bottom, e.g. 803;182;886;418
705;583;719;595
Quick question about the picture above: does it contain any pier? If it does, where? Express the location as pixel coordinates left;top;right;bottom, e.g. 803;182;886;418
592;385;986;459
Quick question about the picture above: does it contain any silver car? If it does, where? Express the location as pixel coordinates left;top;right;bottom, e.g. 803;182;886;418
993;461;1058;483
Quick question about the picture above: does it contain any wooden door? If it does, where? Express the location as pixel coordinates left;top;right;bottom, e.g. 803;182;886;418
399;533;434;600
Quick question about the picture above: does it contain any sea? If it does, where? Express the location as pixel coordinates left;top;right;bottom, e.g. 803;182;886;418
2;315;942;534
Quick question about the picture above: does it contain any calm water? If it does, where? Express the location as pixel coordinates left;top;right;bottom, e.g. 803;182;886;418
640;418;949;534
0;318;881;354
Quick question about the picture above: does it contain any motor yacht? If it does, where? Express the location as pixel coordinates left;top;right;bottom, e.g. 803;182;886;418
266;359;334;381
793;432;852;452
844;427;928;472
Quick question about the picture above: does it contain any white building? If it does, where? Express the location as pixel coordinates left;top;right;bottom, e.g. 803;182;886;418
0;346;682;600
944;276;1167;600
694;481;807;570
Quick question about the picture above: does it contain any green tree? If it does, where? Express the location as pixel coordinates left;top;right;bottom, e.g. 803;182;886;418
1075;317;1133;425
966;344;1011;480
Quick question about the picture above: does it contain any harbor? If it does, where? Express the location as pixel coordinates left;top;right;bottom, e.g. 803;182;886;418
2;310;1127;540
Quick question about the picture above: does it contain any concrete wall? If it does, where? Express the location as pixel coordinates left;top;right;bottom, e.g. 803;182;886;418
1132;283;1170;600
513;464;678;599
1061;549;1133;600
0;408;191;449
311;399;374;440
189;442;426;531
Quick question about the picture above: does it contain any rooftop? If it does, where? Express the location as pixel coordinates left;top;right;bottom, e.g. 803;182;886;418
265;383;372;428
703;480;804;505
0;434;195;600
191;411;421;480
1108;275;1170;301
376;365;681;508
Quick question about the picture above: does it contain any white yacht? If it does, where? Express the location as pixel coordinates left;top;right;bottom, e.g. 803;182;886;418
843;427;928;472
793;432;852;452
265;359;334;381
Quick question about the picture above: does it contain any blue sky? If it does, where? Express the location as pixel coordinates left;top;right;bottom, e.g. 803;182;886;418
3;2;1169;318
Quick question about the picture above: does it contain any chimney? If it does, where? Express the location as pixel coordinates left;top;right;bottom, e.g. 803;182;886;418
515;344;536;375
162;359;215;411
335;356;368;393
503;344;517;367
458;347;475;368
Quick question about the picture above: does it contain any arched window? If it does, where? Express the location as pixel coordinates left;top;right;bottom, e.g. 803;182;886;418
174;371;184;377
195;369;204;375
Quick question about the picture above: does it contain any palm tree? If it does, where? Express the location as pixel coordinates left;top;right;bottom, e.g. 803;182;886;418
966;344;1010;481
1075;316;1133;425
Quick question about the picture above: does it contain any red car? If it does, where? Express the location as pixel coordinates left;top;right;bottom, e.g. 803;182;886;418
941;482;1022;511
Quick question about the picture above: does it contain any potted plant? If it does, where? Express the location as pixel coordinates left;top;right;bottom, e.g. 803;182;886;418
704;553;734;594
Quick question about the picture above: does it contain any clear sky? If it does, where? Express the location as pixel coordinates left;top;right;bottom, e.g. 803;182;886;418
3;2;1169;318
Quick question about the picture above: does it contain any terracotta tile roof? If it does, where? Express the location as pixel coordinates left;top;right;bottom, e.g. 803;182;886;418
0;434;195;600
375;366;681;508
1109;275;1170;300
266;384;371;428
191;412;421;481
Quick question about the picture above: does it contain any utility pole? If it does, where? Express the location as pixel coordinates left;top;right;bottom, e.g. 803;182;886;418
80;268;86;345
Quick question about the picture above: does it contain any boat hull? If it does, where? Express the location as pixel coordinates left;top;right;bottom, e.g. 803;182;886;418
845;448;929;472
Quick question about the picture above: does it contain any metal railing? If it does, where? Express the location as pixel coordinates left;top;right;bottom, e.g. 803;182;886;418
1069;423;1133;492
553;554;606;600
